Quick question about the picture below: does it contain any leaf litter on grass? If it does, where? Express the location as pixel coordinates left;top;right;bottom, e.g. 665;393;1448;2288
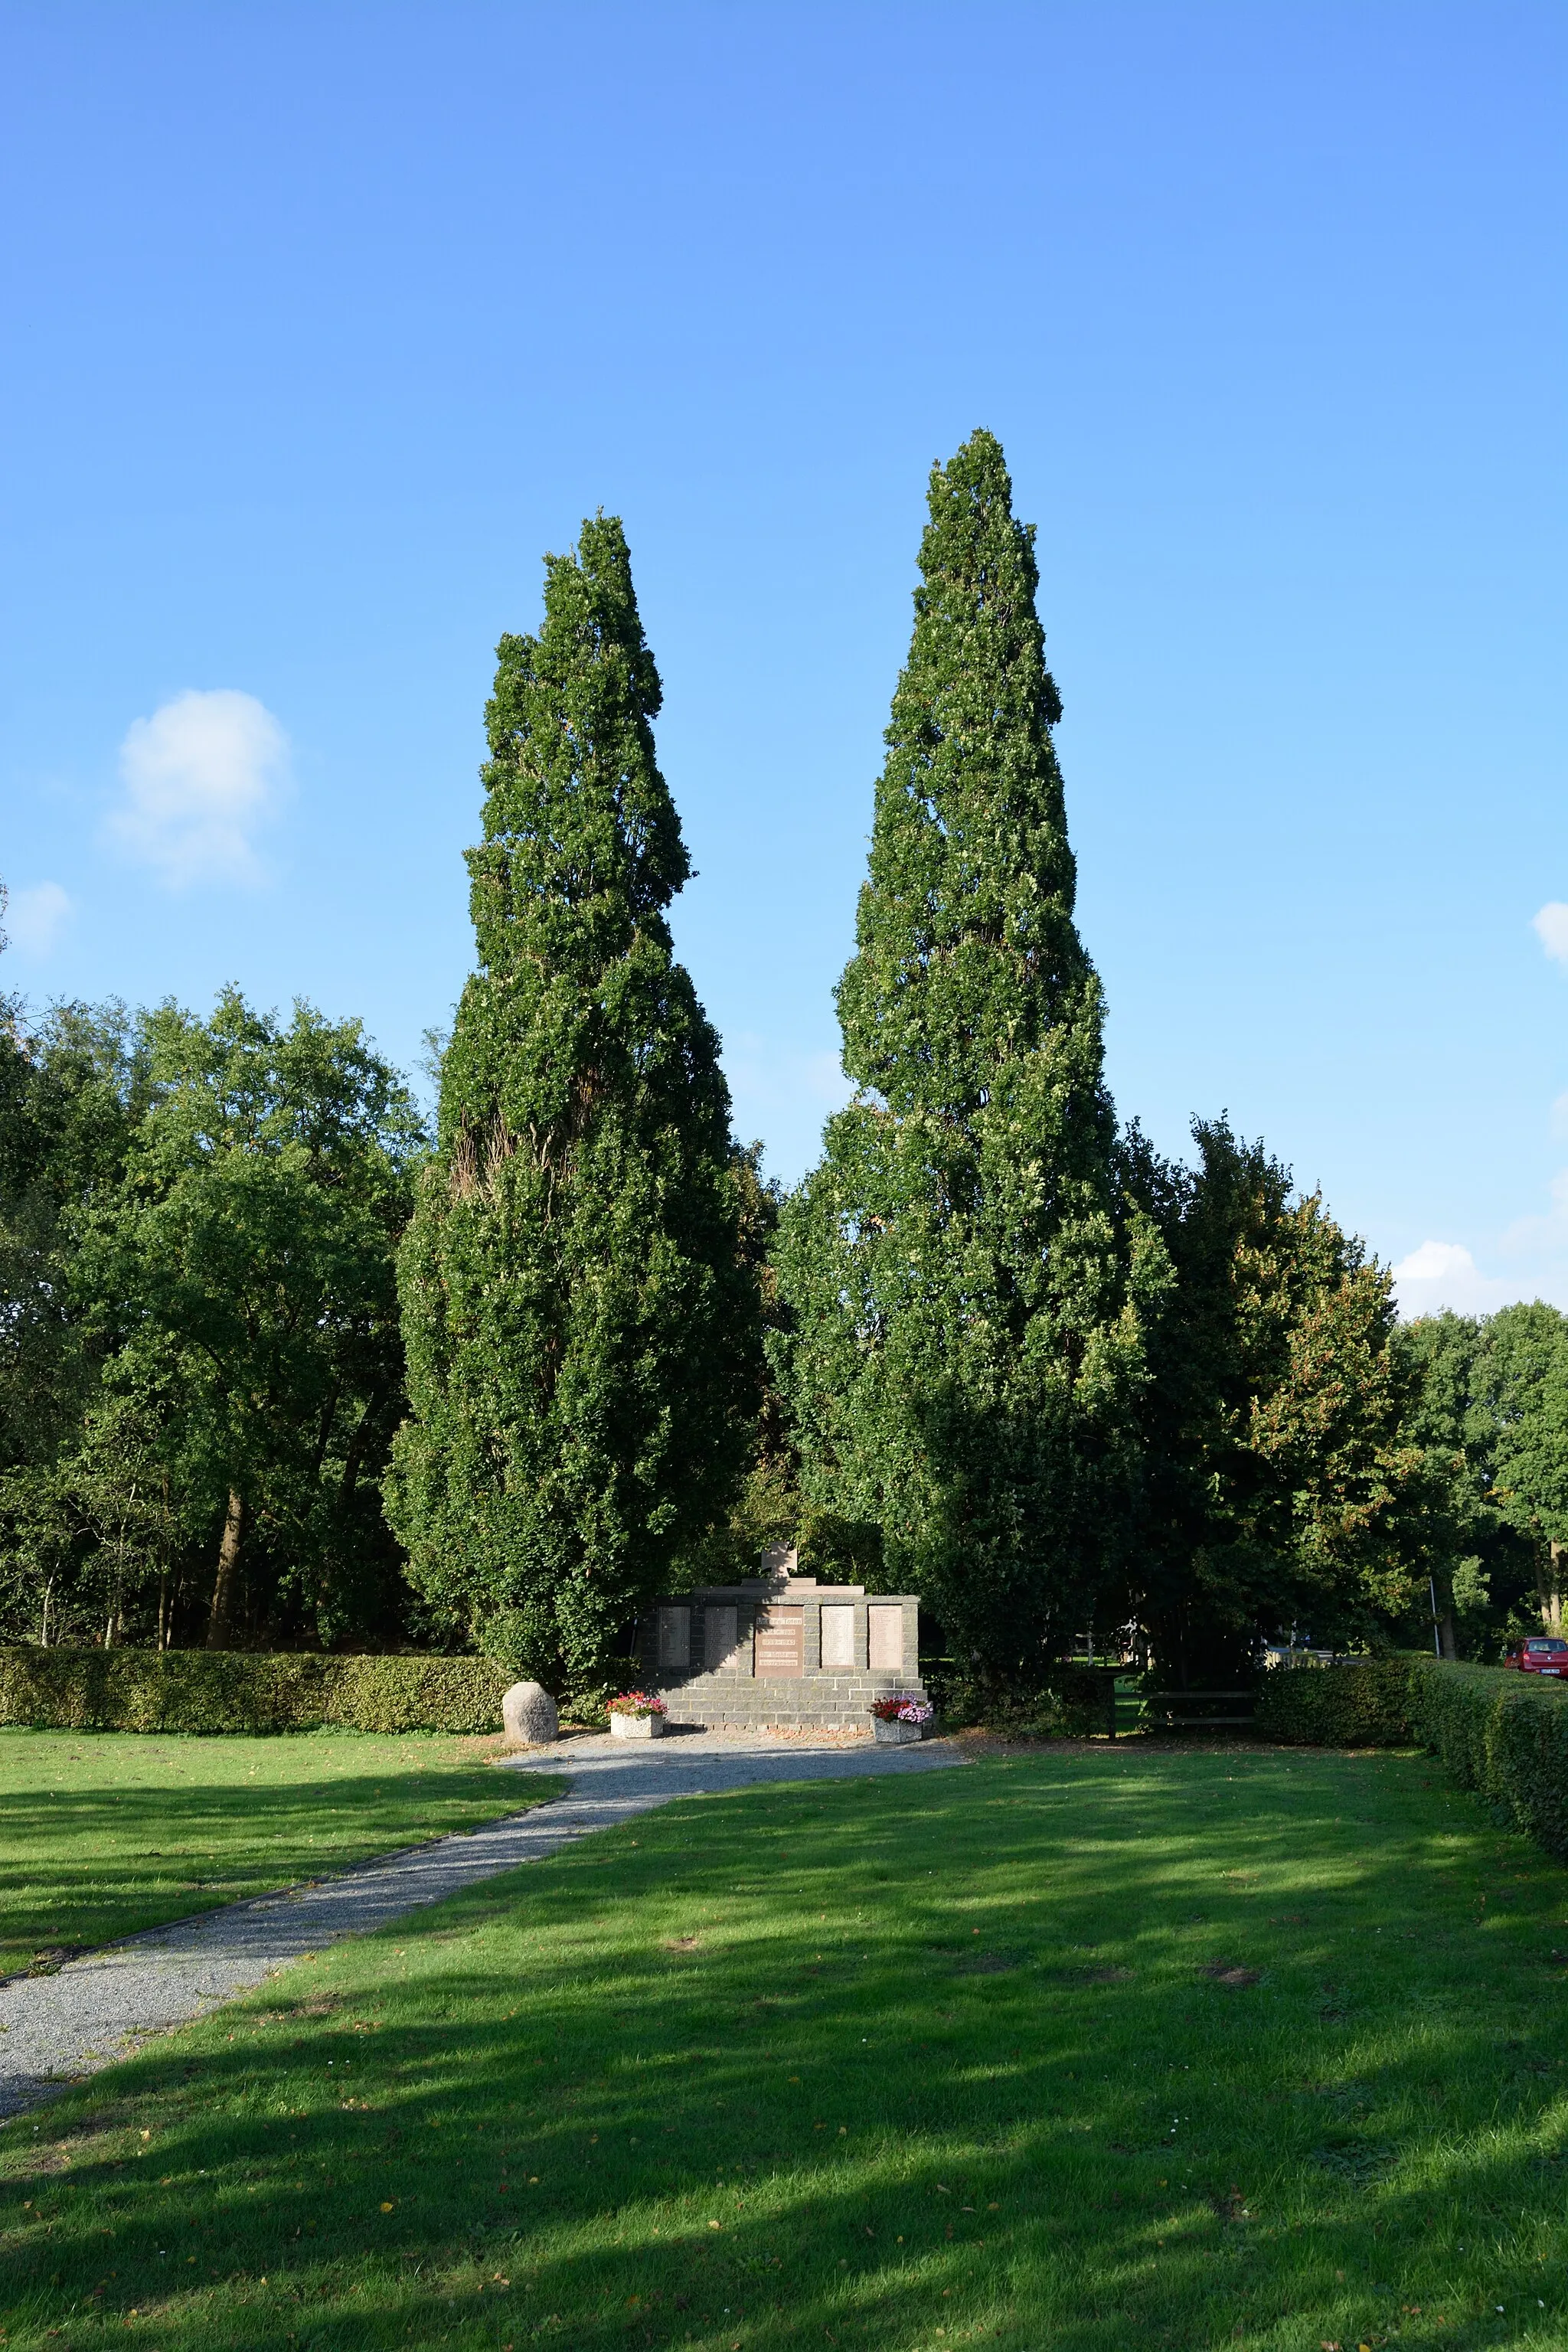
1200;1962;1263;1988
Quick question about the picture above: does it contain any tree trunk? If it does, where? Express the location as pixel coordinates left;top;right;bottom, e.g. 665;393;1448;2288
1431;1568;1458;1659
1540;1540;1564;1637
337;1389;381;1515
206;1489;245;1650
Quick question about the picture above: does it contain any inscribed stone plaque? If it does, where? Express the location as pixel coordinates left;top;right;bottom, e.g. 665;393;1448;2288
820;1603;855;1671
867;1603;904;1671
656;1606;691;1674
704;1603;740;1671
753;1606;804;1678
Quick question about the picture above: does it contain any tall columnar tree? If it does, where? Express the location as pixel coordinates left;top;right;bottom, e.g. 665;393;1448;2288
774;431;1162;1684
387;514;760;1686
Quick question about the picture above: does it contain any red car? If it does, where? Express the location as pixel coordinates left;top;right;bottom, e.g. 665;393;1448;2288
1503;1637;1568;1677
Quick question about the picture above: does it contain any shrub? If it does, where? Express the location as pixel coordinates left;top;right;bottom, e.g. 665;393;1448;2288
480;1610;536;1684
1050;1667;1119;1737
1405;1658;1568;1860
0;1648;509;1736
1253;1655;1418;1748
1250;1655;1568;1867
925;1665;1116;1740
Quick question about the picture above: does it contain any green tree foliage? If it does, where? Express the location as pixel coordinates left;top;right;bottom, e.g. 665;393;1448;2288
1469;1302;1568;1633
104;990;420;1648
1124;1117;1426;1681
0;1001;146;1486
665;1142;796;1586
386;514;761;1687
668;1142;885;1593
1389;1311;1537;1656
0;989;421;1651
0;1001;151;1644
3;1383;188;1650
774;431;1161;1682
82;989;420;1648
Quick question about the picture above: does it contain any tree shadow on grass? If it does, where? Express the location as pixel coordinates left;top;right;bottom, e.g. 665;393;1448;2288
0;1766;557;1965
5;1750;1567;2350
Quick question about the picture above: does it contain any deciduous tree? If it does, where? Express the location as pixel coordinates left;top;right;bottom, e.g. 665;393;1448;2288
1470;1301;1568;1634
76;989;420;1648
1124;1118;1426;1680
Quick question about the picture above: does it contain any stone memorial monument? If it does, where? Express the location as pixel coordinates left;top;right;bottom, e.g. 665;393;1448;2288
501;1679;560;1746
638;1546;928;1733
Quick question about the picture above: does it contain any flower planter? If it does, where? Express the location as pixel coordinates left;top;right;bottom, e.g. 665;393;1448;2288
874;1716;926;1745
610;1711;665;1740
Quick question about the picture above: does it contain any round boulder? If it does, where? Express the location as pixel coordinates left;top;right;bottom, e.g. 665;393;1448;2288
502;1681;559;1746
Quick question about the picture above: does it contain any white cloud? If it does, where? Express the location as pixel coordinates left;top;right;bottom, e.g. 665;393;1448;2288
1391;1240;1521;1318
1533;902;1568;967
1394;1240;1475;1283
4;880;73;956
106;688;289;887
1395;1151;1568;1321
1501;1166;1568;1259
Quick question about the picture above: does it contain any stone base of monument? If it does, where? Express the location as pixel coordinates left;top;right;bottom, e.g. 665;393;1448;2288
501;1681;559;1745
873;1717;926;1745
655;1677;928;1735
639;1569;928;1736
609;1712;665;1740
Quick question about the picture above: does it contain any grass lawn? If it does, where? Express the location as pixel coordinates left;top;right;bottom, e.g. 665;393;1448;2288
3;1743;1567;2351
0;1730;565;1969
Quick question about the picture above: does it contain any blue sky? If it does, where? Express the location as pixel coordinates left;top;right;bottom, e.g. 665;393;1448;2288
2;2;1563;1314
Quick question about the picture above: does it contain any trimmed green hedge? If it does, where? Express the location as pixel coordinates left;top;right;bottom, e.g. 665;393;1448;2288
1405;1658;1568;1861
0;1648;510;1736
1253;1655;1418;1748
1253;1654;1568;1865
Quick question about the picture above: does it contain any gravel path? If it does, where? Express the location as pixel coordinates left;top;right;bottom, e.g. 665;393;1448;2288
0;1729;962;2121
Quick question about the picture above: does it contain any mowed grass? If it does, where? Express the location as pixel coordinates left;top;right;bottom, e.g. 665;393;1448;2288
4;1746;1568;2352
0;1730;565;1967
